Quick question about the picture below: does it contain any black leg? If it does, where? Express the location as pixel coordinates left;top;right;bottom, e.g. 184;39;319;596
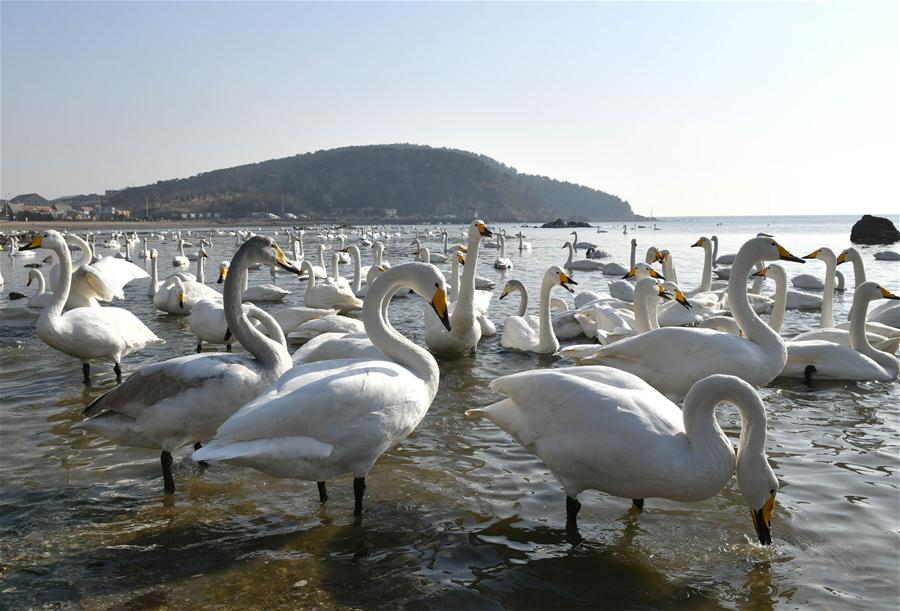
196;342;203;353
566;495;581;525
318;481;328;503
632;498;644;511
113;362;122;383
226;344;232;352
353;477;366;515
194;442;208;467
82;363;91;385
804;365;816;385
161;451;175;494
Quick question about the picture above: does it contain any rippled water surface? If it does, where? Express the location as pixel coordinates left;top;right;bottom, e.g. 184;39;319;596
2;215;898;609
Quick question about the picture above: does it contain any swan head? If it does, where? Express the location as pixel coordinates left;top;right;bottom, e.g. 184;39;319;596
737;446;779;546
631;238;637;246
802;247;836;265
547;266;577;293
662;281;691;309
217;262;229;284
691;237;708;248
471;220;493;239
623;263;665;281
857;281;900;303
150;249;158;260
835;247;859;266
456;253;466;266
744;236;805;264
19;229;66;252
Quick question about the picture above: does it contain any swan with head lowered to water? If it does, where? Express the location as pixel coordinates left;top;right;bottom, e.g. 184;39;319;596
193;262;451;515
579;237;806;401
75;236;300;493
467;369;778;544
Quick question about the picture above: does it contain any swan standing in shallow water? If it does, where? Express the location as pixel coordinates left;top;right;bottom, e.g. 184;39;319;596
19;231;164;384
193;263;451;515
76;236;300;493
467;370;778;544
499;267;576;353
580;237;806;401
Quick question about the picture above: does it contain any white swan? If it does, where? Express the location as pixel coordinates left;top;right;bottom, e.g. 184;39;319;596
187;299;271;352
76;236;298;493
781;283;899;381
19;231;164;384
154;271;222;314
569;231;597;250
791;273;824;291
499;267;576;353
147;249;195;298
425;220;492;356
801;247;837;328
690;237;714;294
270;306;339;334
341;244;369;296
172;238;189;268
453;252;497;337
516;232;532;251
193;262;451;514
25;269;55;308
300;258;363;313
288;314;365;342
493;234;513;270
52;234;150;309
562;241;604;271
467;370;778;544
580;237;806;400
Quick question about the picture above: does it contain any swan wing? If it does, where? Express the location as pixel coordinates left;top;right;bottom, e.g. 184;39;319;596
782;340;891;380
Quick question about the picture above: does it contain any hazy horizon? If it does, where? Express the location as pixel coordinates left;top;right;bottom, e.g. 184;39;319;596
3;2;898;217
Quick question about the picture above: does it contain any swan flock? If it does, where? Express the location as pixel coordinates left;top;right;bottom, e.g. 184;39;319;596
7;220;899;551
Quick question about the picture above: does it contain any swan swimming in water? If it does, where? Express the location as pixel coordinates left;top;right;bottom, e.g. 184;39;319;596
193;262;452;515
499;267;576;354
75;236;300;493
467;369;778;544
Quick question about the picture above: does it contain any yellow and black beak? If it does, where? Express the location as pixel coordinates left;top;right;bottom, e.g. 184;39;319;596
657;284;671;300
26;276;33;287
409;240;418;246
777;243;806;264
217;267;228;284
431;286;451;331
274;245;302;275
499;285;510;300
18;235;43;251
803;248;821;260
457;254;466;266
200;249;208;259
340;247;350;253
879;287;900;300
622;267;636;279
674;289;692;310
178;292;185;309
691;238;705;248
559;272;577;293
648;268;665;280
836;252;847;265
751;266;770;278
478;223;493;238
751;494;775;545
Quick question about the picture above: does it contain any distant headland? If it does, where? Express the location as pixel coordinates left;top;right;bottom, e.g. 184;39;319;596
2;144;647;224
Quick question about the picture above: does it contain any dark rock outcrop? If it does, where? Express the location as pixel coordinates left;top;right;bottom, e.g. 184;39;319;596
541;218;592;228
850;215;900;245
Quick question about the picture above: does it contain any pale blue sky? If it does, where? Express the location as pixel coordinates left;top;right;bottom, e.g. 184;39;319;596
2;1;898;216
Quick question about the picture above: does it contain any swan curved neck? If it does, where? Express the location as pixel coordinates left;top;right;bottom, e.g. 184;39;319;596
350;246;362;293
224;247;289;369
537;274;559;351
149;255;159;296
847;291;890;372
699;240;712;293
820;255;835;328
450;256;461;302
364;268;440;397
850;254;866;287
499;235;506;258
683;377;767;475
767;267;787;333
564;243;575;267
515;281;528;317
46;239;72;320
728;246;784;354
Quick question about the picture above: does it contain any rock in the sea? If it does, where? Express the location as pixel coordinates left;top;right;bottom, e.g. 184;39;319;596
850;215;900;245
874;251;900;261
541;218;592;229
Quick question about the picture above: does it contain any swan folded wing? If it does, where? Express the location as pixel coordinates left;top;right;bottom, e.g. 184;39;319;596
82;353;251;419
77;265;124;302
784;341;890;380
501;317;539;350
489;368;683;437
213;358;425;450
192;436;333;463
58;308;161;358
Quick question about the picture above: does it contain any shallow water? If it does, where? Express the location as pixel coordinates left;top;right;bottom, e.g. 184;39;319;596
1;215;898;609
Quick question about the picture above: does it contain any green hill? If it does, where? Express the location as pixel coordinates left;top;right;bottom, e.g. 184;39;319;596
109;144;644;222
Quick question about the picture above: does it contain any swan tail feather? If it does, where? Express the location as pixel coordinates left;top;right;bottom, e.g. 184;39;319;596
192;436;333;463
